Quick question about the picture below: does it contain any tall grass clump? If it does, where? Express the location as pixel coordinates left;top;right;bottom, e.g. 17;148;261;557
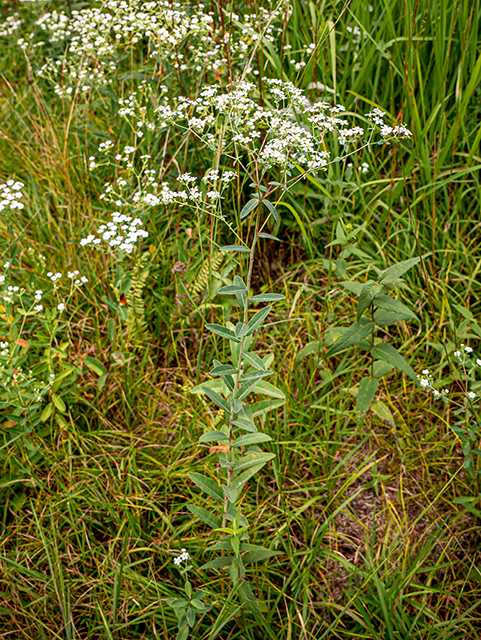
0;0;480;638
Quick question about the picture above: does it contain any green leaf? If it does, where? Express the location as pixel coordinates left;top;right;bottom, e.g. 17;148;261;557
371;343;417;383
237;378;263;401
263;200;279;222
200;557;232;570
84;356;107;376
232;418;257;432
233;452;275;471
325;321;375;358
247;306;271;334
186;504;221;528
357;281;384;321
52;394;66;413
210;364;238;376
250;293;285;303
176;627;189;640
234;462;268;487
233;433;272;448
217;285;247;295
242;548;283;563
188;472;224;502
169;598;189;608
258;233;280;241
242;369;272;382
242;352;266;370
205;324;240;343
41;402;54;422
252;380;285;399
186;607;195;627
371;401;395;425
201;386;231;413
379;257;421;285
356;377;379;422
199;430;229;443
373;360;394;379
373;294;418;321
220;245;250;253
339;281;363;295
374;309;415;326
240;198;259;220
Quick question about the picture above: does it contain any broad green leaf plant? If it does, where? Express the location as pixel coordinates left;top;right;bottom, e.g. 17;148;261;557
325;220;422;424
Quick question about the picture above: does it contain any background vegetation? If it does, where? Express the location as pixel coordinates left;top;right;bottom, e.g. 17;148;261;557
0;0;481;638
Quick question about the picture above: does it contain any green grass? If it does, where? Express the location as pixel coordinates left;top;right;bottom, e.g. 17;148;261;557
0;0;480;637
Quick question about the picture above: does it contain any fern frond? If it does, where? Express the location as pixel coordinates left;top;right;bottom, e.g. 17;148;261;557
126;252;151;341
190;251;224;298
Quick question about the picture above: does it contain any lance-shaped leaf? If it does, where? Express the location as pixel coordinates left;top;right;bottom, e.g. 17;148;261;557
233;452;275;471
237;377;264;401
235;322;250;338
247;305;271;334
242;351;266;370
201;386;231;413
199;430;229;443
188;472;224;502
253;380;285;399
205;323;240;343
374;309;414;326
218;285;247;295
200;557;232;570
242;547;283;564
210;363;238;376
339;281;363;295
233;433;272;448
263;199;279;222
220;245;251;253
356;377;379;424
250;293;285;303
357;280;384;321
240;197;259;220
232;418;257;432
379;257;421;285
371;343;417;382
187;504;221;529
234;463;268;488
259;233;280;241
325;321;375;358
234;275;247;310
373;294;418;321
242;369;272;382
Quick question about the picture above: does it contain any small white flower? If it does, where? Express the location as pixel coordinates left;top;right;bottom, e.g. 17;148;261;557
453;350;461;357
467;392;476;400
34;304;43;312
57;303;65;311
422;369;429;375
464;346;473;353
173;548;190;566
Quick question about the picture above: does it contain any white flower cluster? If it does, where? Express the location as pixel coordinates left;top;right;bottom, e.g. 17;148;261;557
173;548;190;566
155;79;409;173
0;180;25;212
80;212;149;254
365;108;412;140
417;368;449;398
0;14;23;37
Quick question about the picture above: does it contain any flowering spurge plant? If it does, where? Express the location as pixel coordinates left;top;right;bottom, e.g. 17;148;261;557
186;200;286;614
418;345;481;482
0;261;87;470
167;549;211;640
324;221;421;424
